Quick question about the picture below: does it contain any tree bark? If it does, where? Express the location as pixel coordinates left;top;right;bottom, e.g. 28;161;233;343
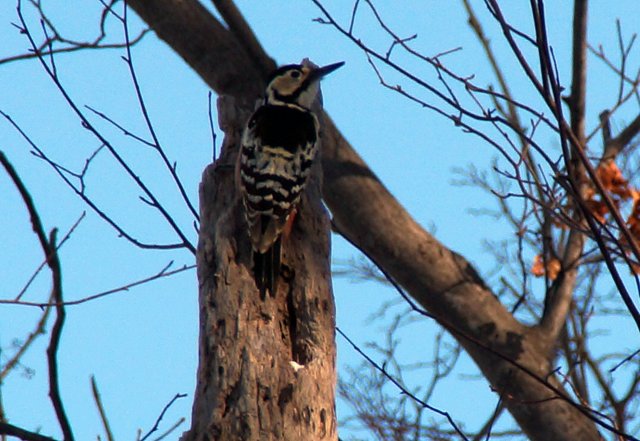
183;95;336;441
127;1;604;439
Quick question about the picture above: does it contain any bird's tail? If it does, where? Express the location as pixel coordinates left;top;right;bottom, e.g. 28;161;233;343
253;237;281;298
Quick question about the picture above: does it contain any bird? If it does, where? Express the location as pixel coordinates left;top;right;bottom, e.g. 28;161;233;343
237;61;344;298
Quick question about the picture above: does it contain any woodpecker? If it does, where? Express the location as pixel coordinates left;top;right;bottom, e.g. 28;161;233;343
238;61;344;297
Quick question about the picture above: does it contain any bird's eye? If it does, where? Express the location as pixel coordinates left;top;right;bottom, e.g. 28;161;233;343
290;71;301;79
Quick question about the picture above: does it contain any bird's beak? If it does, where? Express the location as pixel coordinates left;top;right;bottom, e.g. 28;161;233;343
308;61;345;81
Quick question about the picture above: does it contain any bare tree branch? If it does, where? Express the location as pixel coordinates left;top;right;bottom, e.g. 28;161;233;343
118;4;200;222
2;109;190;251
0;0;150;67
0;149;72;439
91;376;114;441
605;113;640;160
0;297;51;380
538;0;588;344
13;0;196;254
210;0;274;79
1;263;195;308
337;327;468;440
44;229;73;441
0;422;58;441
148;417;185;441
128;0;272;106
138;393;187;441
14;212;85;302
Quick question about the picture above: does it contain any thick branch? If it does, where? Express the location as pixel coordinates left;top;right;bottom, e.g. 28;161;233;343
604;112;640;160
127;0;272;106
538;225;584;340
211;0;275;79
539;0;588;341
568;0;588;144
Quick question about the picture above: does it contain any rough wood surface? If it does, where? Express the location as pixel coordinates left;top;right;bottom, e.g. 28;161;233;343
182;97;336;441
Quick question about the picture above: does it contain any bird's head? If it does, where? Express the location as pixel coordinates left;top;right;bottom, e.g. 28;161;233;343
264;61;344;109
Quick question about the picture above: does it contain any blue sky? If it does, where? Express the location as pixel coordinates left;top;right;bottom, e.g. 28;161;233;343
1;1;640;440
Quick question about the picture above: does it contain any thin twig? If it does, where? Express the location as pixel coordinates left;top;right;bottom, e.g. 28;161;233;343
0;0;150;67
0;422;57;441
91;376;114;441
150;418;185;441
139;393;187;441
1;263;196;307
119;3;200;222
15;212;86;301
0;296;51;380
336;327;469;441
610;348;640;373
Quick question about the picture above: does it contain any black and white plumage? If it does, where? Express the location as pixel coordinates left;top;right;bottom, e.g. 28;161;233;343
238;61;344;297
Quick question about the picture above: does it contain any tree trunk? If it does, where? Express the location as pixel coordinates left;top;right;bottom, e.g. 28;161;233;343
182;96;336;441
